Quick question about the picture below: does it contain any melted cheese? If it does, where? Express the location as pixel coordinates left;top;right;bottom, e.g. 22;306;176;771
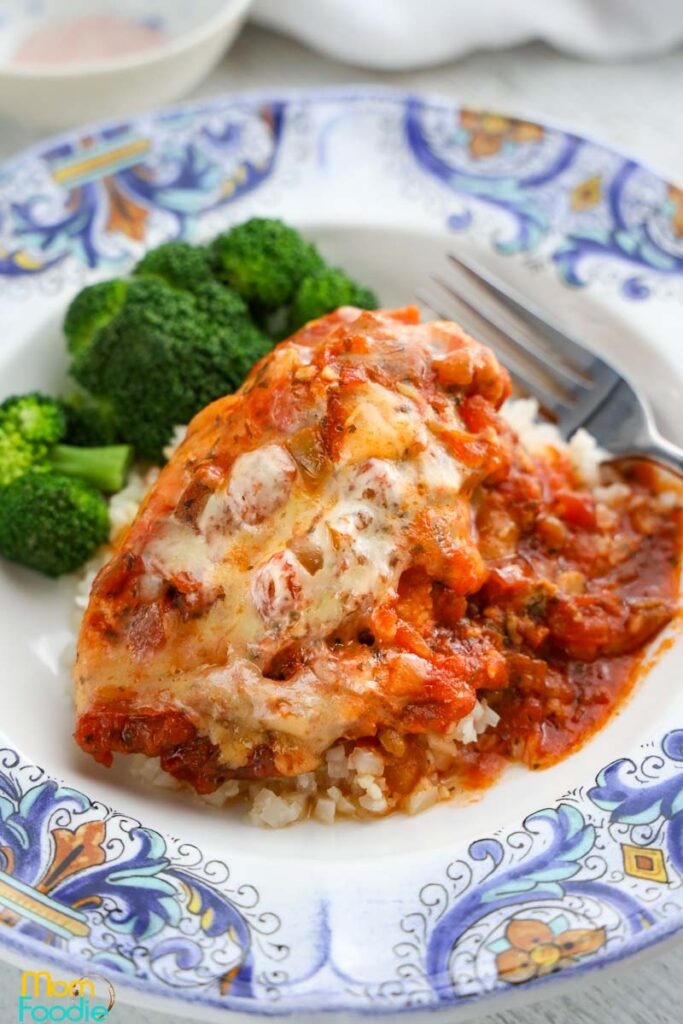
202;444;297;530
147;428;468;666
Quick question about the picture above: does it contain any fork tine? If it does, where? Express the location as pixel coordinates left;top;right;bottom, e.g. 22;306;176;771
447;253;615;383
417;287;573;421
420;252;683;456
432;273;584;396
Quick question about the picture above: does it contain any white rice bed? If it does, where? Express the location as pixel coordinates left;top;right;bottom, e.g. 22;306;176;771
128;699;501;828
68;400;677;828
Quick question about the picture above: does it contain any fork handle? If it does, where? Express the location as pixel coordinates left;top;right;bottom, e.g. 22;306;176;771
610;433;683;480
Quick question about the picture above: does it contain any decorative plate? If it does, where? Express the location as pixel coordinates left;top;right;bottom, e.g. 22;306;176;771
0;87;682;1023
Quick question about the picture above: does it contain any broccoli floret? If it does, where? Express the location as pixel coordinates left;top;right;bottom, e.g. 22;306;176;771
64;280;129;387
134;241;214;292
138;239;251;320
61;392;121;447
211;218;324;312
0;392;132;492
0;392;65;486
0;473;109;577
287;267;379;333
74;277;271;461
135;243;251;324
0;391;66;446
189;278;250;323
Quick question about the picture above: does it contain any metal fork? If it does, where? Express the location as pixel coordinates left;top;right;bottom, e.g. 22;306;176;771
418;254;683;477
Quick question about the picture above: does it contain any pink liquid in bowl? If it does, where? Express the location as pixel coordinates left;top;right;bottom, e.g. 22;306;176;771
12;15;167;67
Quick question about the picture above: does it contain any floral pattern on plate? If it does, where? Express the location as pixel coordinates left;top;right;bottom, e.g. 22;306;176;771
404;98;683;296
364;729;683;1012
4;730;683;1014
0;748;288;1004
0;90;680;302
0;102;284;276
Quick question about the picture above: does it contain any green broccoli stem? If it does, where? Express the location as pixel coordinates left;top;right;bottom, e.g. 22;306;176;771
49;444;133;494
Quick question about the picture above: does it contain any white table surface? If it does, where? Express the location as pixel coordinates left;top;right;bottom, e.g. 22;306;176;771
0;22;682;1024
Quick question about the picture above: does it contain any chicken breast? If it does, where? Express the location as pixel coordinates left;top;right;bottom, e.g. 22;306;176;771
74;306;511;792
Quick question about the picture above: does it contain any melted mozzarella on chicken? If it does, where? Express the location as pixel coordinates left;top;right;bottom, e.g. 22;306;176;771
75;306;511;780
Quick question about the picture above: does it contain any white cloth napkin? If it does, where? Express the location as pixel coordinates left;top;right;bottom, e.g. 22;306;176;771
251;0;683;69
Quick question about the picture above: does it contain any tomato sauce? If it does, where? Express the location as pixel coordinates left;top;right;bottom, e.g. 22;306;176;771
450;453;680;786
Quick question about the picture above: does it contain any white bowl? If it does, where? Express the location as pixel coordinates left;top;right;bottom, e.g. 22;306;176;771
0;0;252;129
